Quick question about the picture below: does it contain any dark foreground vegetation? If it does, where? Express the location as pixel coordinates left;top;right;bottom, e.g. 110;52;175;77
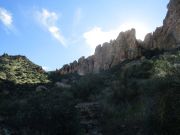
0;50;180;135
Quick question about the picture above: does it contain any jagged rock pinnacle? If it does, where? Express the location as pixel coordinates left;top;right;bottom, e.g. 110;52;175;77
58;0;180;75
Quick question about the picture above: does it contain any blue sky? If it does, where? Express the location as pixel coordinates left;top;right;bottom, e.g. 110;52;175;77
0;0;169;70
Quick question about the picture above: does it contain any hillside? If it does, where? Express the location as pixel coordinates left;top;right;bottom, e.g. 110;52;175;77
0;54;49;84
0;49;179;135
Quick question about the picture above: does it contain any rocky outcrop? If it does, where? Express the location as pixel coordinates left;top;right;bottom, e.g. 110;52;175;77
93;29;140;73
59;56;95;75
143;0;180;49
58;29;140;75
58;0;180;75
36;85;48;92
55;82;71;88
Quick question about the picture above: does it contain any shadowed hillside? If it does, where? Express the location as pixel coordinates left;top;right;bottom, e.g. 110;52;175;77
0;50;179;135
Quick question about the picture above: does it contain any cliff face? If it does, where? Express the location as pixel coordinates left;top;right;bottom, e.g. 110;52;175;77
94;29;140;73
144;0;180;49
59;29;140;75
59;0;180;75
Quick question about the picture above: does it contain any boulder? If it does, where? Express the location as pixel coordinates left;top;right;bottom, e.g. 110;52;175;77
55;82;71;88
36;85;47;92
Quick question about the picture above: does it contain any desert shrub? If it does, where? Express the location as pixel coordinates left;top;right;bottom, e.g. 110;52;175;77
99;52;180;135
71;73;108;102
0;87;81;135
0;51;180;135
0;72;7;79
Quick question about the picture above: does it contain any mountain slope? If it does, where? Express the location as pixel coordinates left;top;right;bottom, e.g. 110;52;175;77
0;54;49;84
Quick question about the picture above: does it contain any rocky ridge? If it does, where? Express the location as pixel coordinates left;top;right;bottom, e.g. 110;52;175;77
59;29;140;75
143;0;180;49
58;0;180;75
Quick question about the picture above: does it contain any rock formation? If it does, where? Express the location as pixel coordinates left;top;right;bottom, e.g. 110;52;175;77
58;29;140;75
143;0;180;49
58;0;180;75
94;29;140;73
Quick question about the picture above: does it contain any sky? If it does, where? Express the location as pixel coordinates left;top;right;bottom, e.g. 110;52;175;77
0;0;169;71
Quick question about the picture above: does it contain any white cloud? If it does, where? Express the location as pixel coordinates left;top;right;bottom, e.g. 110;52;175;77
0;7;13;28
36;9;66;46
120;22;150;40
42;66;50;71
83;22;150;50
73;8;82;26
83;27;118;50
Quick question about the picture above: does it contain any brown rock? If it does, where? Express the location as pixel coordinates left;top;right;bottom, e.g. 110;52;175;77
58;29;140;75
143;33;153;49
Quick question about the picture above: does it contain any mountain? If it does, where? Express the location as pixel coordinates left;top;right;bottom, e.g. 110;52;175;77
0;53;49;84
58;0;180;75
0;0;179;135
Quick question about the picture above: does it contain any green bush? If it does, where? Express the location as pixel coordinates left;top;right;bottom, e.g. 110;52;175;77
0;88;81;135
